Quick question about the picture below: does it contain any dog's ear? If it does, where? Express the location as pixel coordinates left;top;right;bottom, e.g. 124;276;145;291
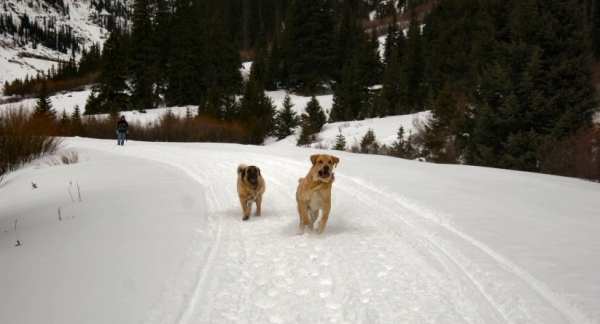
240;168;246;178
310;154;319;166
257;167;261;176
332;155;339;167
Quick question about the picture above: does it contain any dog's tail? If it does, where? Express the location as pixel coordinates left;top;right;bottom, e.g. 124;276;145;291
238;164;247;175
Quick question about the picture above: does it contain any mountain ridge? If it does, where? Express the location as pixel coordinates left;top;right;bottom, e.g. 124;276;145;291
0;0;131;88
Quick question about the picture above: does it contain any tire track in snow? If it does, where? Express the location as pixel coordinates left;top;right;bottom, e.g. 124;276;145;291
72;141;592;323
169;149;515;323
342;175;593;324
73;142;236;324
329;176;504;323
335;177;505;323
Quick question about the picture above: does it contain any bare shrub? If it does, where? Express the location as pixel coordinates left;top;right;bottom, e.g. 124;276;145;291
61;150;79;164
538;126;600;182
0;107;63;182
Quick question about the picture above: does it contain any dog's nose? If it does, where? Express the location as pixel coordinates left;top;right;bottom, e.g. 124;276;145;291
324;166;329;172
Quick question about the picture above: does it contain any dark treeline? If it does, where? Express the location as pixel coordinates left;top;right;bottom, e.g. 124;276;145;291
3;0;599;178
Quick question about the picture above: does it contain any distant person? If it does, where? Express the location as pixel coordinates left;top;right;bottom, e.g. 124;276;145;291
116;115;129;146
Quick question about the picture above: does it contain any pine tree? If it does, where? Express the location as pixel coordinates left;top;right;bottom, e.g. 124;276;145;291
360;128;379;154
59;109;70;134
330;59;362;122
265;34;283;91
280;0;336;94
333;7;362;85
424;81;464;163
359;29;383;88
273;93;300;140
165;0;202;106
297;96;326;145
333;127;347;151
249;29;269;86
466;0;597;171
380;48;406;115
70;104;82;135
391;126;416;159
402;8;426;112
130;0;156;112
152;0;172;103
85;30;130;115
166;11;242;108
33;82;56;122
239;78;275;145
383;10;405;68
421;0;493;97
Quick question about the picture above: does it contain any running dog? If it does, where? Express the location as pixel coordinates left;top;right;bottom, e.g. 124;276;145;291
237;164;266;221
295;154;339;234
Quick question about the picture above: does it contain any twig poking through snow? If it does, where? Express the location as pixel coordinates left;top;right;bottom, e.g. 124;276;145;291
14;219;21;246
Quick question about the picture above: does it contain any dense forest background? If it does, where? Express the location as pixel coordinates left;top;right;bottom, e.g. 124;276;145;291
2;0;600;178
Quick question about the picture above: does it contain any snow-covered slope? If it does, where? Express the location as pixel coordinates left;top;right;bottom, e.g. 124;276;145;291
1;137;599;324
0;0;125;87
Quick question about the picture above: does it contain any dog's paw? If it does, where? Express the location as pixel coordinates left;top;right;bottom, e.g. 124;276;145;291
243;215;249;221
297;225;305;235
316;224;324;234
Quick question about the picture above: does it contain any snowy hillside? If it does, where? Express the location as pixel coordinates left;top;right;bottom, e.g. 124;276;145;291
0;0;126;86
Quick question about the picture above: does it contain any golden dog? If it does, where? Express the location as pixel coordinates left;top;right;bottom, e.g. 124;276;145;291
237;164;266;221
296;154;339;234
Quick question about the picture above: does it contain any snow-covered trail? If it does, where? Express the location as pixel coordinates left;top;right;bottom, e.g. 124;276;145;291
69;138;597;324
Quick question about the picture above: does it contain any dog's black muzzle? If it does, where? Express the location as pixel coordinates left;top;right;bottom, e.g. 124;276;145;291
247;167;259;184
318;166;331;178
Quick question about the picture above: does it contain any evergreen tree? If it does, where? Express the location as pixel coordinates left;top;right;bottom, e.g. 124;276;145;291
165;0;202;106
250;29;269;85
297;96;326;145
380;48;406;115
333;7;363;85
273;93;300;140
391;126;416;159
166;10;242;108
33;82;56;122
360;128;379;154
71;104;83;134
264;34;283;91
333;127;347;151
130;0;156;112
466;0;597;171
383;10;405;67
280;0;336;94
59;109;70;134
402;8;426;112
330;59;362;122
422;0;500;98
359;29;384;88
239;78;276;144
152;0;172;104
423;81;464;163
85;30;130;115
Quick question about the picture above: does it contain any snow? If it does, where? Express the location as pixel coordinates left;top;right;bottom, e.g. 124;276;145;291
1;112;600;323
1;4;600;321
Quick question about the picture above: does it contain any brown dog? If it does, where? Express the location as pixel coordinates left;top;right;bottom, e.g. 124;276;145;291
237;164;266;221
295;154;340;234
